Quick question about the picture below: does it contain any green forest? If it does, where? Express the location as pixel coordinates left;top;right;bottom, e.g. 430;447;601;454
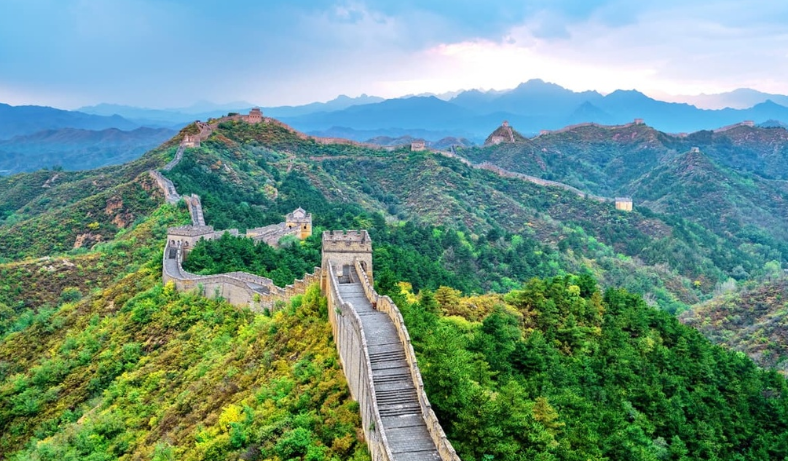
0;117;787;460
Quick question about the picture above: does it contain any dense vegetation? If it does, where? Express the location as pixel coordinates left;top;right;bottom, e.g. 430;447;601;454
167;126;747;312
386;277;788;460
681;275;788;375
1;117;788;460
0;203;370;459
458;124;788;273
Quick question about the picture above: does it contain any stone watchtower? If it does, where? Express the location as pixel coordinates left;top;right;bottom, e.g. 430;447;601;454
182;134;201;148
167;225;215;257
286;207;312;239
322;230;373;288
246;108;263;124
615;197;633;212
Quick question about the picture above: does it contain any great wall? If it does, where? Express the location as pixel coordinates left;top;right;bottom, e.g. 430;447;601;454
151;132;459;460
141;107;750;458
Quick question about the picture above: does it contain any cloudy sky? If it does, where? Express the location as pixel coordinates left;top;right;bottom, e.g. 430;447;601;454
1;0;787;108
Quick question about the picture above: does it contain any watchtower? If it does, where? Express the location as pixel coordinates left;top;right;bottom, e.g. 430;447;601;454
246;108;263;124
167;225;215;257
182;134;201;148
691;147;700;153
286;207;312;239
634;118;645;125
410;141;426;152
322;230;373;286
615;197;633;212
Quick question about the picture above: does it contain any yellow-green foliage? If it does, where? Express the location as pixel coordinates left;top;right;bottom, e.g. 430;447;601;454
1;277;370;460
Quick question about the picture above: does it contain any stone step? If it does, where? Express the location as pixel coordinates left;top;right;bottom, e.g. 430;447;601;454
378;403;421;417
369;350;405;363
335;271;442;459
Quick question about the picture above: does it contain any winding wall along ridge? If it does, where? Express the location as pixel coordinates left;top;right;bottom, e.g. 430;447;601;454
443;147;612;202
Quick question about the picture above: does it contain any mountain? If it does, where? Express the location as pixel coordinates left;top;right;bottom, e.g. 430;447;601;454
281;96;475;131
77;103;198;127
307;126;476;142
78;95;387;129
277;82;788;140
665;88;788;110
264;94;384;118
168;99;257;114
480;79;604;117
0;103;139;139
0;127;176;175
681;276;788;375
458;121;788;294
1;117;787;459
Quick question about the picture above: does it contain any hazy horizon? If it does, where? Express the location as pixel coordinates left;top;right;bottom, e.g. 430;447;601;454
2;1;788;109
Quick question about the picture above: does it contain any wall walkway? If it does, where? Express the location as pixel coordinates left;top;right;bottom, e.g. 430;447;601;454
444;146;613;203
162;241;319;312
324;261;459;460
152;118;462;459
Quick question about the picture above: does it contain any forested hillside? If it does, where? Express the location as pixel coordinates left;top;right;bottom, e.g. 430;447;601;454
681;276;788;375
0;117;787;460
456;123;788;271
160;119;785;313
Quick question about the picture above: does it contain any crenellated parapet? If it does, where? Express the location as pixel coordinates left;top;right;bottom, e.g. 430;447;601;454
352;258;460;460
162;238;320;312
321;230;373;284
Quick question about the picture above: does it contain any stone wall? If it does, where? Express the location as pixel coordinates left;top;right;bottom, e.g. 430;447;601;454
321;230;373;283
325;263;394;461
475;162;611;203
162;241;320;312
163;145;185;172
148;170;180;204
353;259;461;461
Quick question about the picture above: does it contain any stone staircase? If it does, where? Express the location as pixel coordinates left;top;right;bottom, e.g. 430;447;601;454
338;279;441;461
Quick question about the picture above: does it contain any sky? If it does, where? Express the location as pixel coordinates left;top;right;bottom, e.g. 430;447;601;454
1;0;788;109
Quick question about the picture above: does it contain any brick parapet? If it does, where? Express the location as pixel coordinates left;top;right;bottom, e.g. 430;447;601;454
326;263;394;461
353;259;460;461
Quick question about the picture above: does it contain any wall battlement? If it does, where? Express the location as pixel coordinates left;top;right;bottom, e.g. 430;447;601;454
321;230;373;286
167;225;215;237
321;230;372;251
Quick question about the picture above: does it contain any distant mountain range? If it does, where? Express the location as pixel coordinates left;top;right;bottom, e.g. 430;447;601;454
3;81;788;174
0;103;140;139
658;88;788;110
76;95;385;128
278;80;788;141
0;127;176;175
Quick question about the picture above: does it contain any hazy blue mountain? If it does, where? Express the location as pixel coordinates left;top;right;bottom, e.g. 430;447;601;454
77;103;198;127
486;79;604;116
280;82;788;139
281;96;475;131
170;100;257;114
760;119;788;129
308;126;477;143
671;88;788;110
265;94;384;118
0;103;139;139
566;101;615;125
0;127;175;174
445;89;499;110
